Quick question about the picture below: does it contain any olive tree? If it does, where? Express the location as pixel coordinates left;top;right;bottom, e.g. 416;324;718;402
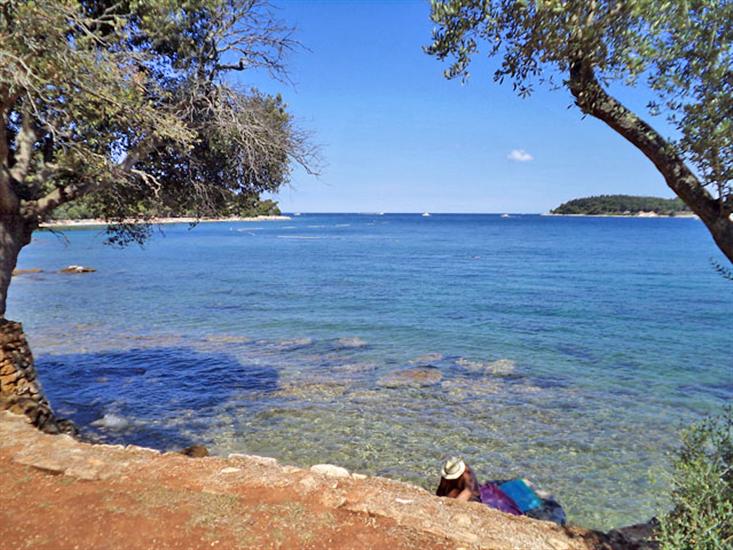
427;0;732;263
0;0;316;317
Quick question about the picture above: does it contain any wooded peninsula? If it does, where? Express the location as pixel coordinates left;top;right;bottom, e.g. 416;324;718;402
551;195;693;216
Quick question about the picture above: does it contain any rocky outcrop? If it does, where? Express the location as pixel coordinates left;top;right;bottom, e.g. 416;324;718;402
11;268;43;276
0;320;76;435
60;265;96;273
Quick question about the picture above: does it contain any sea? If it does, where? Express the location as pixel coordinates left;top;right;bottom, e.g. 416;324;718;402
9;213;733;530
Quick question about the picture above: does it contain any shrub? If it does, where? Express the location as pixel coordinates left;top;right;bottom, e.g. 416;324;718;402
658;408;733;549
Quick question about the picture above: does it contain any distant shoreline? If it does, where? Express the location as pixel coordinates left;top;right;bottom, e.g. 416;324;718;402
544;212;698;219
40;215;291;228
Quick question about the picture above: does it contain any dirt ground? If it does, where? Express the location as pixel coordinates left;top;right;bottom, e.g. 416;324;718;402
0;458;452;550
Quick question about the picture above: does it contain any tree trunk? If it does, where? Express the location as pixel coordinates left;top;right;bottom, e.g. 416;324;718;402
0;214;76;434
0;213;34;319
568;59;733;264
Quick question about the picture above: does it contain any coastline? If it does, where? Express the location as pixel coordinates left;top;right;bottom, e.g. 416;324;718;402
0;410;643;549
40;215;291;228
543;211;698;219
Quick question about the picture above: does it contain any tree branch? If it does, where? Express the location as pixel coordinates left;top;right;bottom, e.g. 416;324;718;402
569;58;733;263
26;146;147;220
9;105;37;182
0;113;19;215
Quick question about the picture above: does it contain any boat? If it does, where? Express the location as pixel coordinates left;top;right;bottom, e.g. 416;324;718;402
294;212;301;216
501;214;510;218
421;212;430;217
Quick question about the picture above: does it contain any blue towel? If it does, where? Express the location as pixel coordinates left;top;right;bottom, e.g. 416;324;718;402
498;479;542;513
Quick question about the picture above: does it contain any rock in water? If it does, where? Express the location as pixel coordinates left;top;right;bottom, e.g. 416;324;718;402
377;367;443;388
409;352;444;365
12;268;43;276
91;413;129;430
334;337;368;349
60;265;96;274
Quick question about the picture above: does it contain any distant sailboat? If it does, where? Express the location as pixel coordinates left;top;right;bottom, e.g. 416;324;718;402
501;214;510;218
421;212;430;217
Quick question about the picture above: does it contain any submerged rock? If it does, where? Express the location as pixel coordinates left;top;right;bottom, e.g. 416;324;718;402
377;367;443;388
455;357;516;376
409;352;444;365
274;337;313;351
202;334;252;345
273;381;350;399
334;337;368;349
331;362;377;375
91;413;129;430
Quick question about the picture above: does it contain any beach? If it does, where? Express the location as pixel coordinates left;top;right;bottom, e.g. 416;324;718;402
40;215;291;228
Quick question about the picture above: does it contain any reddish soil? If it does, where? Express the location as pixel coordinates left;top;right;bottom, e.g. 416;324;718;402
0;457;451;550
0;411;622;550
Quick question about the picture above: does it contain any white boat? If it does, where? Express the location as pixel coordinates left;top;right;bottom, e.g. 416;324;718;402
294;212;301;216
501;213;510;218
421;212;430;217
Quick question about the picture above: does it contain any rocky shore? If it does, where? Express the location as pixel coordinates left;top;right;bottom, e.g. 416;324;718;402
0;410;659;549
0;412;624;550
0;321;658;548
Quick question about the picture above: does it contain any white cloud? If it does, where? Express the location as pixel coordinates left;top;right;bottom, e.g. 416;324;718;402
507;149;534;162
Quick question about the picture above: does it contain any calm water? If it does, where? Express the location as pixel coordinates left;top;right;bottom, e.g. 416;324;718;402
9;214;733;529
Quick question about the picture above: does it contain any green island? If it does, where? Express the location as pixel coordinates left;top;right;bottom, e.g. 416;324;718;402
551;195;693;216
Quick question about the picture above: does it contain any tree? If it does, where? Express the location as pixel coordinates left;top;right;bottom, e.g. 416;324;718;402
426;0;732;263
0;0;317;317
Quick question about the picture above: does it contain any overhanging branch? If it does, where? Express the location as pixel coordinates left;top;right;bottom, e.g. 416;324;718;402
26;145;148;220
568;58;733;262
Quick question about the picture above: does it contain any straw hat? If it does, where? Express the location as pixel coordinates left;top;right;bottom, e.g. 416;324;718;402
441;457;466;480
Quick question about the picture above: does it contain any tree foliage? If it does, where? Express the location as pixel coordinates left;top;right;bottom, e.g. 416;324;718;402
0;0;316;244
426;0;733;262
552;194;691;215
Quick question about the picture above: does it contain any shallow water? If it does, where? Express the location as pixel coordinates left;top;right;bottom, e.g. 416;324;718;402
10;214;732;529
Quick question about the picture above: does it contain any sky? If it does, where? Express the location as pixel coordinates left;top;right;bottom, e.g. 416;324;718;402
238;0;677;214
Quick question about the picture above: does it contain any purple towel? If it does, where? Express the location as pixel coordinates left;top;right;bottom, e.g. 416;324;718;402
479;483;522;515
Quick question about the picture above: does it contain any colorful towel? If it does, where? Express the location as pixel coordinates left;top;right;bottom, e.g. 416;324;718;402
498;479;543;513
478;483;522;515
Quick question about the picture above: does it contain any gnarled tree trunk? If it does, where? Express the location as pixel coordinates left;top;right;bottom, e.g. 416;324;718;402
569;59;733;264
0;213;34;319
0;208;75;434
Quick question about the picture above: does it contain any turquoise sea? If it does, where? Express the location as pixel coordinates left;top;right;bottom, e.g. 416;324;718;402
10;214;733;530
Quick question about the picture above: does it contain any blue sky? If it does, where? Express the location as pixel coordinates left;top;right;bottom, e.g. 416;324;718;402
240;0;676;213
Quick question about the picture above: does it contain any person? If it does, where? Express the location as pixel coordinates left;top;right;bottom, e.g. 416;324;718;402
435;457;566;525
435;457;481;503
